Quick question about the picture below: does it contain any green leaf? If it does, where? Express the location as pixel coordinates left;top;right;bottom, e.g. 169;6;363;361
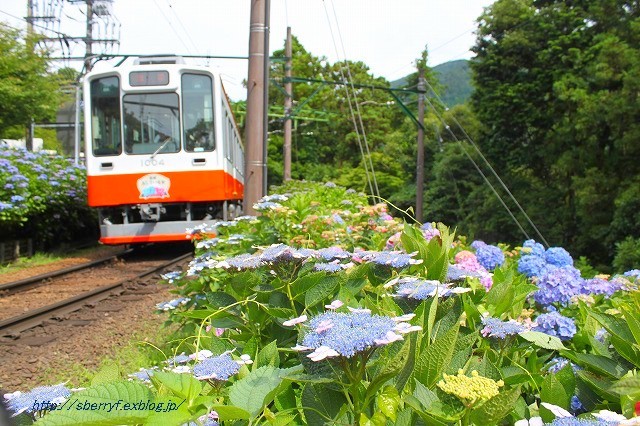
228;366;285;417
377;386;400;422
561;351;625;379
256;340;280;368
143;396;193;426
205;291;238;310
36;381;153;426
149;371;202;404
540;374;570;423
290;272;326;300
301;383;347;426
470;386;522;425
519;331;565;350
209;404;251;420
576;370;618;402
610;376;640;396
414;322;460;388
91;364;121;386
304;275;340;308
621;307;640;345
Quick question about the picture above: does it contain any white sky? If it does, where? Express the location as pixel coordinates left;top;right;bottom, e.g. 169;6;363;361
1;0;495;100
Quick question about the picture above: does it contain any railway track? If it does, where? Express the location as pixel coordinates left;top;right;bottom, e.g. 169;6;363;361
0;250;192;336
0;249;133;295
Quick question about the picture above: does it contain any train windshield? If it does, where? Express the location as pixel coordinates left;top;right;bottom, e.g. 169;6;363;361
182;74;215;152
123;93;180;155
90;76;122;156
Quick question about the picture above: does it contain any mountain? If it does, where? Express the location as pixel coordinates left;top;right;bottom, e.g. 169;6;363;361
391;59;473;107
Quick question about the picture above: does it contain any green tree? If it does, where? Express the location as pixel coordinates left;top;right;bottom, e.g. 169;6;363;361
0;25;62;137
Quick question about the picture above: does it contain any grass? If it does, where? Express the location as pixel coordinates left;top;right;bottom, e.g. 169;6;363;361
0;244;121;276
37;319;186;388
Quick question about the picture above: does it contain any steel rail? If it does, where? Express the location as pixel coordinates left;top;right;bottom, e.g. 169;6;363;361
0;252;192;336
0;249;134;295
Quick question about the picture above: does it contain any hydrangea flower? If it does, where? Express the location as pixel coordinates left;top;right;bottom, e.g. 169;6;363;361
317;246;351;261
259;244;304;263
475;244;505;271
437;370;503;408
623;269;640;279
259;194;288;203
522;239;546;256
446;264;484;281
299;311;420;359
129;368;157;382
420;223;441;241
582;277;623;297
391;277;470;300
161;271;183;284
222;253;263;270
534;266;584;306
253;201;282;211
314;262;347;273
357;251;422;268
518;254;549;278
4;384;71;416
480;317;527;339
192;353;241;381
534;312;576;341
156;297;190;311
166;353;190;366
454;251;493;290
544;247;574;267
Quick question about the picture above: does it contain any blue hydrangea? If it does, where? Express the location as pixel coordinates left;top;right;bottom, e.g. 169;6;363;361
161;271;182;284
571;395;584;413
259;194;288;203
156;297;190;311
314;262;345;273
523;239;546;256
166;353;190;366
475;244;505;271
359;251;421;268
317;246;351;261
259;244;303;263
253;201;282;211
581;277;623;297
534;266;584;306
534;311;576;341
548;418;617;426
623;269;640;279
518;254;549;278
544;247;574;267
394;278;468;300
5;384;71;416
301;311;398;358
446;264;483;281
480;317;526;339
224;253;263;270
129;368;156;382
332;213;345;225
192;353;240;381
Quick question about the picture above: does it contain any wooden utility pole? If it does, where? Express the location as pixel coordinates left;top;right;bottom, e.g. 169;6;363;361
245;0;269;214
415;66;426;223
283;27;292;181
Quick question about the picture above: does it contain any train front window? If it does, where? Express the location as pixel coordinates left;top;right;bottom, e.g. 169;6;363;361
122;93;180;155
182;74;215;152
90;76;122;156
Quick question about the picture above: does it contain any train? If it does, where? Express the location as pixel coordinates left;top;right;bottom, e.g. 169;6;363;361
83;56;244;245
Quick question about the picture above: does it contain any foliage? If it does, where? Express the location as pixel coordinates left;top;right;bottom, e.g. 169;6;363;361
0;146;96;248
8;181;640;426
0;25;62;136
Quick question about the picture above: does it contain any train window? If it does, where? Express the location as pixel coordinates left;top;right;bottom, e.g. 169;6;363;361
90;76;122;156
122;93;180;155
182;74;215;152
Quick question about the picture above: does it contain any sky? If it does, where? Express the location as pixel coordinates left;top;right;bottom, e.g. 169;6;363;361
1;0;496;100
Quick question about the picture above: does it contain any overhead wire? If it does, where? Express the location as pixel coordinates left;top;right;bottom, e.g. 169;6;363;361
423;79;550;246
152;0;193;55
321;0;379;200
164;0;200;58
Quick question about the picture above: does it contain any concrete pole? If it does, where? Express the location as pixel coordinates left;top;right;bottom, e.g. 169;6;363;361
85;0;93;71
74;84;82;165
262;0;270;196
244;0;268;215
415;67;426;223
283;26;292;181
26;0;34;151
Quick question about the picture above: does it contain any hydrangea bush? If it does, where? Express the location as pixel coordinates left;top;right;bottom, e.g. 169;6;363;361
0;146;96;248
5;181;640;426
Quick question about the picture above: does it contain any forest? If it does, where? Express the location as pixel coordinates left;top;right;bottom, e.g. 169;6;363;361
2;0;640;271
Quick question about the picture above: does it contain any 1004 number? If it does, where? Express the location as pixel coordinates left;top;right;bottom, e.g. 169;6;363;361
141;158;165;166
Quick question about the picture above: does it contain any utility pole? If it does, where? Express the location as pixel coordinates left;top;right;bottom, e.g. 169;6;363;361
85;0;93;71
245;0;269;215
415;66;426;223
25;1;35;151
283;26;292;181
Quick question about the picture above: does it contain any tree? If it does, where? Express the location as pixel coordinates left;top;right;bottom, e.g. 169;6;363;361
0;25;61;138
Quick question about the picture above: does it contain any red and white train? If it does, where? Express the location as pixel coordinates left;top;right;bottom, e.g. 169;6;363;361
83;56;244;245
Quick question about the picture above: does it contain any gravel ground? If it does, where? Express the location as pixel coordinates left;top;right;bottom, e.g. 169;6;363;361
0;246;188;392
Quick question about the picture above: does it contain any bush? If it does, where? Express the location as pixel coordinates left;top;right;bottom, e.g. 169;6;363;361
613;236;640;273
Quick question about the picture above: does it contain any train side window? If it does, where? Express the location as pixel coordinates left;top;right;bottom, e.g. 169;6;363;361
90;76;122;156
182;74;215;152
